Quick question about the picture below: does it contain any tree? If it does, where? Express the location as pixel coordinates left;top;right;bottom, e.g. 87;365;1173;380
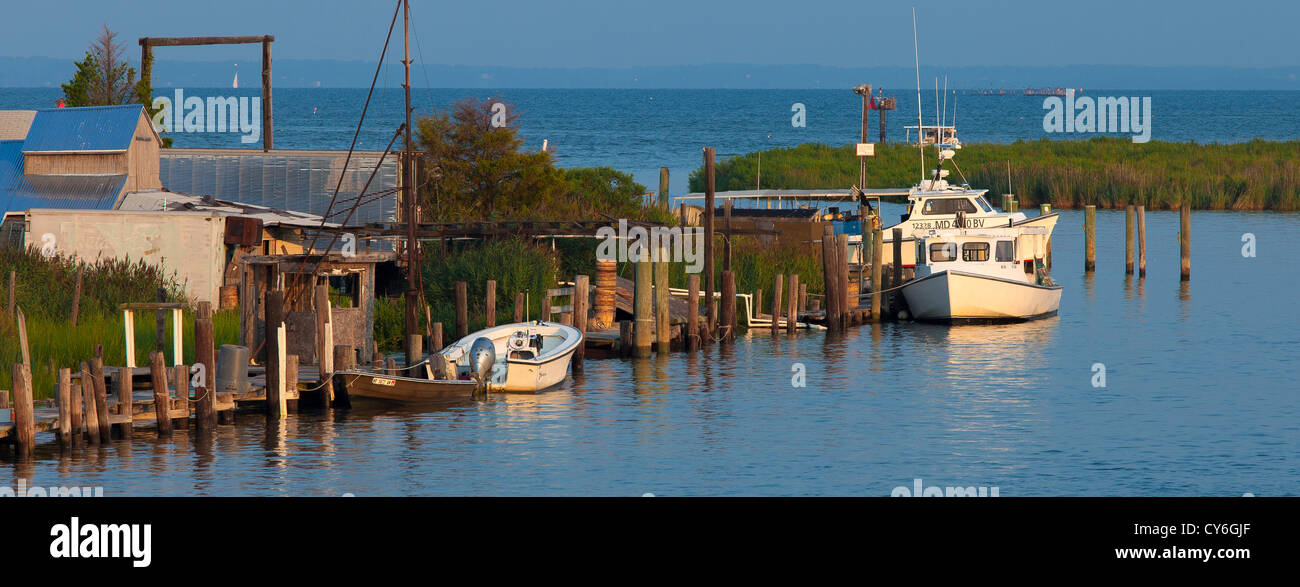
416;97;567;222
61;24;138;107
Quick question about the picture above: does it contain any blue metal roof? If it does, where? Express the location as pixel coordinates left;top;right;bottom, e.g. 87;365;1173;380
21;105;145;152
0;140;127;215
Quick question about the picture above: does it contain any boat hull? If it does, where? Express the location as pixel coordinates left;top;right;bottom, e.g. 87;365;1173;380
901;270;1062;322
490;345;578;393
335;371;478;403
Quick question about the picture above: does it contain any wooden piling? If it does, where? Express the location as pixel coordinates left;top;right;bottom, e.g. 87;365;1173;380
455;281;468;337
634;253;652;358
80;363;99;443
703;147;717;338
820;225;840;330
116;366;133;439
265;289;285;419
594;259;617;329
1137;205;1147;277
431;322;443;353
57;368;72;445
155;287;167;353
720;270;736;343
149;351;171;436
90;356;112;441
1180;203;1191;281
754;289;762;319
331;345;352;406
1125;204;1135;275
686;274;700;352
1084;205;1096;272
485;280;497;327
659;166;670;210
285;355;298;410
514;292;525;323
771;273;784;335
798;283;807;312
786;274;799;335
195;301;215;429
10;364;33;455
573;274;589;371
172;364;189;429
619;320;633;358
654;254;669;354
541;296;552;323
862;232;876;321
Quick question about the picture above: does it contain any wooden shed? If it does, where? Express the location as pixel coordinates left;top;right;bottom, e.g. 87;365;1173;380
240;252;394;366
17;104;162;194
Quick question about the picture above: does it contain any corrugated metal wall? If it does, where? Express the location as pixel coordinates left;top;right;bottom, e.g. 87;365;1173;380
159;151;399;224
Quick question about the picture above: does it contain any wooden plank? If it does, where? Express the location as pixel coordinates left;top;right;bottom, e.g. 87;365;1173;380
141;35;274;47
118;302;188;311
573;274;589;371
485;280;497;327
90;356;112;441
149;351;171;435
115;366;132;439
11;364;34;454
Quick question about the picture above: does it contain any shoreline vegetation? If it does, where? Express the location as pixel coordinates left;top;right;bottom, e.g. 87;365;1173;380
689;137;1300;211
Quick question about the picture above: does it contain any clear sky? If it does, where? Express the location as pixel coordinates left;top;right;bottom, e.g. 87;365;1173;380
1;0;1296;69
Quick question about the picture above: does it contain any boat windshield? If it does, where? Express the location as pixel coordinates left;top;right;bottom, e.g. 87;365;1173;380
975;197;993;212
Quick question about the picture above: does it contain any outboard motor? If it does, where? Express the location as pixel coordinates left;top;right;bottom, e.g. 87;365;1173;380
468;337;496;394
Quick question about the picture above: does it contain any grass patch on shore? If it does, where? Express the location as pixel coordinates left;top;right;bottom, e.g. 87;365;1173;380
689;137;1300;210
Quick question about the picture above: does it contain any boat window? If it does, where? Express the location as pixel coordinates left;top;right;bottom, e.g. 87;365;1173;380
929;242;957;262
962;242;990;262
995;240;1015;262
922;198;979;215
976;197;993;212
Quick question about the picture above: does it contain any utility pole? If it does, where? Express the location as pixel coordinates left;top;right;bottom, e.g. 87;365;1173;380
402;0;420;368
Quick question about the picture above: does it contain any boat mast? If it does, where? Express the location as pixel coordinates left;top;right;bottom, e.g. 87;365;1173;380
402;0;420;366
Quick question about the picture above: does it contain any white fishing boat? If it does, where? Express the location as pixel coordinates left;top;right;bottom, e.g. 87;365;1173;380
337;321;583;402
435;321;583;393
899;226;1061;322
849;128;1058;267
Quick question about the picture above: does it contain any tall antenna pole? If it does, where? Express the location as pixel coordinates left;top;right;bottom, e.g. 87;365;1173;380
402;0;419;367
912;7;924;184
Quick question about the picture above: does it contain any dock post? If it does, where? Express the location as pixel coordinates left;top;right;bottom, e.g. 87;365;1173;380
1084;205;1096;272
891;228;903;316
406;335;422;373
703;147;717;338
754;289;762;319
866;231;879;322
172;364;189;428
799;283;807;312
1125;205;1135;275
485;280;497;327
720;270;736;343
771;273;784;335
90;356;112;441
820;225;840;331
79;363;99;443
10;364;33;455
332;345;353;407
1180;203;1191;281
514;292;525;323
573;274;589;370
431;323;443;353
619;321;633;358
149;351;171;436
786;274;799;335
285;355;298;412
659;166;670;211
654;248;670;353
265;289;285;420
541;295;552;323
116;366;133;439
687;274;700;352
455;281;469;338
634;252;653;358
195;302;215;429
57;368;72;446
1137;205;1147;277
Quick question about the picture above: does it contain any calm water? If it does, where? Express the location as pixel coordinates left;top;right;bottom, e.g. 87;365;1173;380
4;209;1297;496
3;88;1299;194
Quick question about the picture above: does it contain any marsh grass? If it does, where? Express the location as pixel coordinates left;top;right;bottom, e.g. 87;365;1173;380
691;137;1300;210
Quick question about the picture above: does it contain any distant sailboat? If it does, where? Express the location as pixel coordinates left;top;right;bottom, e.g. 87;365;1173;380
233;64;239;89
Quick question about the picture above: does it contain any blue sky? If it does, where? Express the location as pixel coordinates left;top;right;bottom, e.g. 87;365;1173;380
1;0;1296;68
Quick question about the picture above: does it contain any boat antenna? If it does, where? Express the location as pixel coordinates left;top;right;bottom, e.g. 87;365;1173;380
912;7;924;184
942;76;947;130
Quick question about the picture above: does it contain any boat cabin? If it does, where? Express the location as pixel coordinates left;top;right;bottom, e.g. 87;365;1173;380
913;227;1053;286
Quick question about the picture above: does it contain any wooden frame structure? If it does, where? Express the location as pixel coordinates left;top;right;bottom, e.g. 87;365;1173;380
138;35;275;151
119;302;186;368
